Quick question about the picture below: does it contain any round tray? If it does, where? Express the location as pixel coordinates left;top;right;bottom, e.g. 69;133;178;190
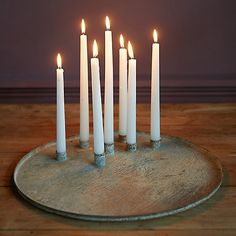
13;132;222;222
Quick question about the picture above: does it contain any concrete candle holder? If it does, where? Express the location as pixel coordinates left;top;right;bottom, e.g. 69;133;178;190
13;132;222;222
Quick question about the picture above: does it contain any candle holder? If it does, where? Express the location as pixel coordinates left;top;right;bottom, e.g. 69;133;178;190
151;139;161;149
105;143;114;155
56;151;67;162
127;143;137;152
94;153;105;168
13;132;222;222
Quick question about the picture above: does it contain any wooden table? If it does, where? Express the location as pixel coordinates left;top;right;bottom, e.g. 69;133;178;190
0;103;235;235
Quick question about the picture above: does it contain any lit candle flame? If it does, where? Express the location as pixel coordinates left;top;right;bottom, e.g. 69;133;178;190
93;40;98;57
128;41;134;59
153;29;158;43
81;19;86;34
120;34;124;48
57;53;62;68
105;16;110;30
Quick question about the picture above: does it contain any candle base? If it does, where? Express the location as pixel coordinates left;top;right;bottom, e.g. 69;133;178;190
56;151;67;162
80;140;89;148
105;143;114;156
94;153;105;168
151;139;161;150
127;143;137;152
119;135;127;143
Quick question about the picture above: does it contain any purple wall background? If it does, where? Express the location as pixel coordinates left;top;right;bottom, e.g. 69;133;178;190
0;0;235;102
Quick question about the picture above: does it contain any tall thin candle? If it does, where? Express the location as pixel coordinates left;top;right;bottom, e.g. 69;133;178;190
91;40;105;168
80;19;89;148
104;16;114;155
119;34;128;141
127;42;137;152
56;53;67;161
150;29;161;149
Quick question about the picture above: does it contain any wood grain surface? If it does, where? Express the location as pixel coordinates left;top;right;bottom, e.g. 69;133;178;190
0;103;236;235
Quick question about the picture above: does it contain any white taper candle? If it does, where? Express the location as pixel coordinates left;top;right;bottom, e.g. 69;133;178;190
127;42;136;147
119;34;128;137
151;29;160;142
80;19;89;146
91;41;105;157
104;16;114;147
56;54;67;160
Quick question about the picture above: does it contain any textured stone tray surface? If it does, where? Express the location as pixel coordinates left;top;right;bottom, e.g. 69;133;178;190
14;132;222;221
